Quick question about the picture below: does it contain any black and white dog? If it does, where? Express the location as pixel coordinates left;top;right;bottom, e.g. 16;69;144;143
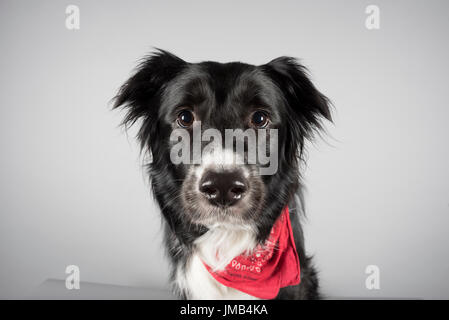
113;49;331;299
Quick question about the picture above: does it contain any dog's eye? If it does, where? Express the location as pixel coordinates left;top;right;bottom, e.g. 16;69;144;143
251;111;269;128
177;109;194;128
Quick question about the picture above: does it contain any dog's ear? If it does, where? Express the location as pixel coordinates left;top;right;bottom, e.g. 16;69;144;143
262;57;332;162
113;49;187;148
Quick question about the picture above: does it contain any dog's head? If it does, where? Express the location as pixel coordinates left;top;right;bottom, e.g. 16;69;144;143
114;50;331;242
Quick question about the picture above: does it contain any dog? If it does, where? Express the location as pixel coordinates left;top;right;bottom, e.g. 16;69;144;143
113;49;331;299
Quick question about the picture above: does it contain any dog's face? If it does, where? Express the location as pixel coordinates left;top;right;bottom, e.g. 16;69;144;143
114;50;331;241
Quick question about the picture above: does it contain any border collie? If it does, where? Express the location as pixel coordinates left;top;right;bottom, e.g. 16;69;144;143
113;49;332;300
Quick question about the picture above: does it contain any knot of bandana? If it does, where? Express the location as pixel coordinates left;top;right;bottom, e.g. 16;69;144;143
203;206;301;299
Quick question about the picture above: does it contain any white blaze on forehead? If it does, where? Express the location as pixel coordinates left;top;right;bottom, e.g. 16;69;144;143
202;148;239;166
194;148;249;180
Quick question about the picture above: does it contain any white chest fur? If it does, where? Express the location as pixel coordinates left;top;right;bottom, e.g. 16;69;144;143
175;225;260;300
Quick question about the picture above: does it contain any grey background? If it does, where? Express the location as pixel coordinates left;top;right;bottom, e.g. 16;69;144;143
1;0;448;299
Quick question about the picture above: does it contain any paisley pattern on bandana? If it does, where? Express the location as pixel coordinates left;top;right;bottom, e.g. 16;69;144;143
203;207;301;299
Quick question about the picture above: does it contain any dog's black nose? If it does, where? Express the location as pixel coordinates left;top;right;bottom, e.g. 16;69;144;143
199;170;248;207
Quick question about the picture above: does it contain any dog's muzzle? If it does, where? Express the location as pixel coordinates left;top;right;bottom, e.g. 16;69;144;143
199;169;248;207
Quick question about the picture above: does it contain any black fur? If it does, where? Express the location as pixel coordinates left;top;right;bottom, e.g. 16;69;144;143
113;49;331;299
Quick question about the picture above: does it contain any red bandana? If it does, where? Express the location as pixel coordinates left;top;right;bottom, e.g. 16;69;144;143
203;207;301;299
